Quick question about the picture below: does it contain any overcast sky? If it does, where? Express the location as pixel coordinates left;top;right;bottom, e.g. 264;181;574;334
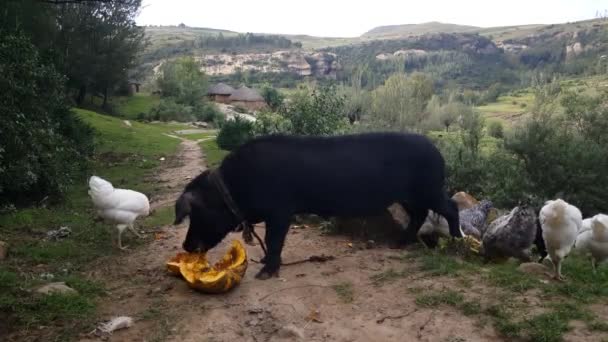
136;0;606;37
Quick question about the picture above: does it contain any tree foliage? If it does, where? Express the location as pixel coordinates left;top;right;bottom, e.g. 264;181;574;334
281;84;349;136
370;72;434;132
156;57;208;105
0;33;93;205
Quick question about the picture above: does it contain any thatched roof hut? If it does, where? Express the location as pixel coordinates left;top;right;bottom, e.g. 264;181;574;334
228;86;264;102
207;83;235;103
228;86;266;111
207;83;235;96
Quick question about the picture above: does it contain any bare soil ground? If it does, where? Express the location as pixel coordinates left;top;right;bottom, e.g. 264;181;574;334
77;139;607;342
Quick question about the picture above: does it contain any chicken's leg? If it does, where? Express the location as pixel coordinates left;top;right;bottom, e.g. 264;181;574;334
117;224;128;250
553;256;566;281
128;223;143;238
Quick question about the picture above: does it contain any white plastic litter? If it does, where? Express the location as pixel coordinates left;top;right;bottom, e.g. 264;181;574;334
95;316;134;335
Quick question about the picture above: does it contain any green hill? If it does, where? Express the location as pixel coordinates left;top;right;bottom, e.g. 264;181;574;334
362;21;480;38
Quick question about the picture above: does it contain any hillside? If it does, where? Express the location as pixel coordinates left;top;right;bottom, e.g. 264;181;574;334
363;21;480;38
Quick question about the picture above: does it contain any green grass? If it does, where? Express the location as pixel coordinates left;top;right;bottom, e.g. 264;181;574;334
143;205;175;228
0;108;184;338
179;131;217;141
112;93;161;119
199;138;229;168
403;244;608;341
333;282;354;303
485;261;540;293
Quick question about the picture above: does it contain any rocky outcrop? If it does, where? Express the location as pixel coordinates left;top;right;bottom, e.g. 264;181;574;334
192;51;340;78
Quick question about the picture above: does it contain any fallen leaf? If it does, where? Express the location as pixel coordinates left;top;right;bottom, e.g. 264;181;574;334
307;309;323;323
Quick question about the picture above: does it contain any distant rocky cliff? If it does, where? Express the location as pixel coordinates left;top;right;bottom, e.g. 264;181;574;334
194;51;340;78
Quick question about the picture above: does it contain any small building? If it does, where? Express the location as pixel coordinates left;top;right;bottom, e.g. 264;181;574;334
228;86;267;111
207;83;235;103
128;80;141;94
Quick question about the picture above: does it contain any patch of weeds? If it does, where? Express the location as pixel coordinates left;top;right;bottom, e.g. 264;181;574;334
589;320;608;332
333;282;354;303
407;287;424;294
458;301;482;316
417;250;467;277
486;262;539;293
416;290;464;308
370;268;405;286
61;275;105;297
485;303;522;338
19;293;96;327
543;256;608;303
140;300;167;321
143;205;174;228
525;312;570;342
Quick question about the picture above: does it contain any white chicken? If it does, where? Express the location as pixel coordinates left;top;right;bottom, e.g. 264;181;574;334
539;199;582;280
573;214;608;271
88;176;150;249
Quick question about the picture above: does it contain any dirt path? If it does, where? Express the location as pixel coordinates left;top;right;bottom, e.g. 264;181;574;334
81;139;504;342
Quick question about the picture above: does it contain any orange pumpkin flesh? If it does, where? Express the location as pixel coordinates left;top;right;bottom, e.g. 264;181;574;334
166;240;247;293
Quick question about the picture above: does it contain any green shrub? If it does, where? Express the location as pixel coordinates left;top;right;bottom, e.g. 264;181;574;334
253;111;293;136
282;84;349;136
487;121;504;139
260;84;285;111
216;117;254;151
0;32;94;205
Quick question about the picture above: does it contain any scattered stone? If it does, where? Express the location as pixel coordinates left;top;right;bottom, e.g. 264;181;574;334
36;282;77;295
277;324;304;340
39;272;55;280
518;262;551;277
246;318;260;327
248;307;264;314
0;241;8;260
46;226;72;241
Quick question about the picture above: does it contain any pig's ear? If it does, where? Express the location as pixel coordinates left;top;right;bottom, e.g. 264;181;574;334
174;192;195;225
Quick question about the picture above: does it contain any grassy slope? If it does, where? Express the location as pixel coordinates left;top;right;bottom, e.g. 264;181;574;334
0;109;185;338
112;93;161;119
199;138;229;168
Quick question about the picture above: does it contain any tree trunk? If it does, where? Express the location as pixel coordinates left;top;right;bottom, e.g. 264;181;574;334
102;87;108;109
76;85;86;105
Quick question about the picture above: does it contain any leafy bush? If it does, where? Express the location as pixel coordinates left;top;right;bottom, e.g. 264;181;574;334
282;84;349;136
487;121;504;139
216;117;254;151
142;99;221;122
0;33;94;205
253;111;293;136
156;57;208;106
260;84;285;111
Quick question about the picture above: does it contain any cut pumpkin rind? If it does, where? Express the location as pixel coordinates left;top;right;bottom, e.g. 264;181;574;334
166;240;248;293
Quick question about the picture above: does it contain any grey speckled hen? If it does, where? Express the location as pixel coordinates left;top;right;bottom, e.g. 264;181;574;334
459;200;493;239
481;205;537;262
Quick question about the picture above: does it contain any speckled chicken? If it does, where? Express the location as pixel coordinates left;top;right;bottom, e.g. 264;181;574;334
481;205;538;262
459;200;493;239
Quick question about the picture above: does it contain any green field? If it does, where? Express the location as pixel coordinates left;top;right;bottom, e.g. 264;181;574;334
0;108;185;337
112;93;161;119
